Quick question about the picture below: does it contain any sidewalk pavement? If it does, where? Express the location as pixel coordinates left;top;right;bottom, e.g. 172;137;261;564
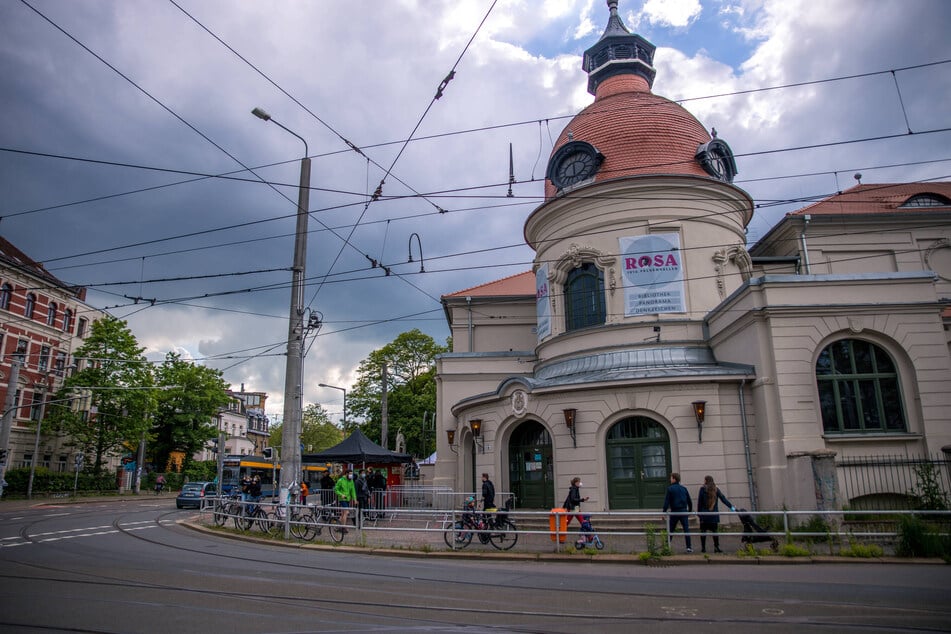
4;494;944;565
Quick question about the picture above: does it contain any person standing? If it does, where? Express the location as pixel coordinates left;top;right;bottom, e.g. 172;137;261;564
299;480;309;506
697;475;734;553
319;471;334;506
662;472;693;553
369;468;387;515
563;477;589;525
481;473;495;510
355;470;371;524
334;470;357;530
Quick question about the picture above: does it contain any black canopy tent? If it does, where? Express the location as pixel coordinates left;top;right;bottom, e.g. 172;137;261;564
302;429;412;466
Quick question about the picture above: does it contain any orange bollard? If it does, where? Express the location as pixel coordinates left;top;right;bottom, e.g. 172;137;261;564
550;508;568;542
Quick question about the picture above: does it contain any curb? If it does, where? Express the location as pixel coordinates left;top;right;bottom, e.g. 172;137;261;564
178;517;948;565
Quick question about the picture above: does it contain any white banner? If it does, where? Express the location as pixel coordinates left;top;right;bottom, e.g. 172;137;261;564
535;264;551;341
620;233;685;315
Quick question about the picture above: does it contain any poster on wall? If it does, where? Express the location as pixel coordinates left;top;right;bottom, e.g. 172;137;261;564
535;263;551;341
619;233;685;315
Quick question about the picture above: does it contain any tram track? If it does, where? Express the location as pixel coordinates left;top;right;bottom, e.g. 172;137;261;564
1;504;948;632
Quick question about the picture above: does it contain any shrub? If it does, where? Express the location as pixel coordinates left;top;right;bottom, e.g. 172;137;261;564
896;514;951;558
839;541;884;558
778;543;811;557
2;466;115;496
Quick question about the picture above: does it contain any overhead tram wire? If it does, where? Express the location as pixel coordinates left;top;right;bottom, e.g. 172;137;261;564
168;0;449;217
2;55;946;225
1;55;945;264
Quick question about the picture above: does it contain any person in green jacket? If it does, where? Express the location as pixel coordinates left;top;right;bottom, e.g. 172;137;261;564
334;470;357;529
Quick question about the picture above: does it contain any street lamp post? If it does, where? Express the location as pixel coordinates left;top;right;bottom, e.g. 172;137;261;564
318;383;347;428
253;106;311;504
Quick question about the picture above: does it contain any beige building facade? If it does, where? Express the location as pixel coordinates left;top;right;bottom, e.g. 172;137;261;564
433;2;951;512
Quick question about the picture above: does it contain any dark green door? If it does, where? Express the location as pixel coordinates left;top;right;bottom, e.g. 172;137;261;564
606;416;671;509
508;421;554;508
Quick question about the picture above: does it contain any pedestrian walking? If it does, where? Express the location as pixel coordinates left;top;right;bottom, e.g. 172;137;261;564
319;471;334;505
697;475;734;553
356;470;371;524
481;473;495;510
562;476;589;525
662;472;693;553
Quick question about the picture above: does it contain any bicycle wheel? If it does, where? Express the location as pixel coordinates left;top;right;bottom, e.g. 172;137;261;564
292;513;319;541
327;517;345;543
235;508;254;531
253;508;272;533
264;511;284;537
444;521;473;549
489;519;518;551
212;501;228;527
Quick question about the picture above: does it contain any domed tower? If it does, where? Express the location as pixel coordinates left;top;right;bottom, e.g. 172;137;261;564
525;0;753;364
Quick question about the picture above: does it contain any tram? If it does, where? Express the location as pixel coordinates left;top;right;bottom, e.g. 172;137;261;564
220;455;328;497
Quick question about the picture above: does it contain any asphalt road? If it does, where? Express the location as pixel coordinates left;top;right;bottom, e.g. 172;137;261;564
1;496;949;633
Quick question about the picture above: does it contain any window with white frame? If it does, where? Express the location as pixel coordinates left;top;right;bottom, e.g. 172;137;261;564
0;283;11;310
25;293;36;319
46;302;57;326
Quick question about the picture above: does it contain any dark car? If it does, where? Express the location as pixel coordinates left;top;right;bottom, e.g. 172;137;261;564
176;481;217;509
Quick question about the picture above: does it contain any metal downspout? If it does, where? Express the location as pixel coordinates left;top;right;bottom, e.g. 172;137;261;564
466;296;473;351
799;214;811;275
738;380;757;510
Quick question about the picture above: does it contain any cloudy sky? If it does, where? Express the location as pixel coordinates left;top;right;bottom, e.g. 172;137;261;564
1;0;949;423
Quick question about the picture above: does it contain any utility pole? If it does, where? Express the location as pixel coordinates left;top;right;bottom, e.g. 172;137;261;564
26;375;52;500
380;363;388;449
0;360;21;498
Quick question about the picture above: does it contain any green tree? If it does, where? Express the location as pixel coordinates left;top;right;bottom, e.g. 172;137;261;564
270;403;343;455
347;329;445;456
45;316;154;476
150;352;230;472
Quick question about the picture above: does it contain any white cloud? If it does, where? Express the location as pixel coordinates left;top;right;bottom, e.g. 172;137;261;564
642;0;703;28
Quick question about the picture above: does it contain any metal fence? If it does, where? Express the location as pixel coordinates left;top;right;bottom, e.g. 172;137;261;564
836;453;951;509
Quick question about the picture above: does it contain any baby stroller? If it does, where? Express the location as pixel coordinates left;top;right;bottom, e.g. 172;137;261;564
574;514;604;550
738;509;778;551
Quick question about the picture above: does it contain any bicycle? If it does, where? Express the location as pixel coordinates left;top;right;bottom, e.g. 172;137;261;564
236;498;269;532
444;495;518;551
213;491;242;527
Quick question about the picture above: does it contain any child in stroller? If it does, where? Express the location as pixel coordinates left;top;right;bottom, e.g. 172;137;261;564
738;509;778;551
574;514;604;550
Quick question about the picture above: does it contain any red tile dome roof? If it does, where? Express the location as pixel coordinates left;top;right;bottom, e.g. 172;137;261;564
544;74;713;198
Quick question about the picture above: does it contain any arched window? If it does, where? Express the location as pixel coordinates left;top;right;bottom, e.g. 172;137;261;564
0;283;11;310
63;309;73;333
25;293;36;318
564;263;605;331
47;302;57;326
816;339;906;434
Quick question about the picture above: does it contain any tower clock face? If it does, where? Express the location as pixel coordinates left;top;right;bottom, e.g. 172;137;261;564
557;151;597;186
547;141;604;190
696;138;737;183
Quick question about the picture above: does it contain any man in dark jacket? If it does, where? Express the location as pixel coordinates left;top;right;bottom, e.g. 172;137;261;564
481;473;496;510
662;472;693;553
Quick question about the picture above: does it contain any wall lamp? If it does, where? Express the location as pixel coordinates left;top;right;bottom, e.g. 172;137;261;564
446;429;458;454
692;400;706;444
562;408;577;447
469;419;484;453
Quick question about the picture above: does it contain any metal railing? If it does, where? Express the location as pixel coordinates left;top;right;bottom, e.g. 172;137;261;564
836;453;951;509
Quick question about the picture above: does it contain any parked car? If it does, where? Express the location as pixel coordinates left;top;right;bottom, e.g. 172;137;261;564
176;481;217;509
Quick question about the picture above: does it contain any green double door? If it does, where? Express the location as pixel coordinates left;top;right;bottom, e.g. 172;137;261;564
606;416;671;509
508;421;554;509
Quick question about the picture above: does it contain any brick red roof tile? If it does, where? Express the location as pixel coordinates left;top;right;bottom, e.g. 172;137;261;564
545;74;713;198
789;183;951;216
443;270;534;299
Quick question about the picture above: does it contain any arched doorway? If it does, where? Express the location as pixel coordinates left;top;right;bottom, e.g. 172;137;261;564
606;416;671;509
508;421;554;508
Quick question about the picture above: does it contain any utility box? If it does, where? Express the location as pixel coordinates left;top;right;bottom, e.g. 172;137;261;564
549;508;568;542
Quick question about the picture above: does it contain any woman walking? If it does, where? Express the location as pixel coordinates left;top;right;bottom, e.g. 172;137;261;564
697;475;734;553
563;477;588;525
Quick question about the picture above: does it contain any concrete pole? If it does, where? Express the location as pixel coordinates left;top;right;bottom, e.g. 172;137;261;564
380;363;388;449
26;386;49;500
0;360;21;498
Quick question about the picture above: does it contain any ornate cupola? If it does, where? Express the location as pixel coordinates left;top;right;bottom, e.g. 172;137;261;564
583;0;656;95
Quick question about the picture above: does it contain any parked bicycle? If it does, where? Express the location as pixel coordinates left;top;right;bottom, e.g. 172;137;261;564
444;495;517;550
212;491;243;527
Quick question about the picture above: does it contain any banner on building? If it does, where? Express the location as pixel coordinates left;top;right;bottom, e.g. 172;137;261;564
620;233;685;315
535;263;551;341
